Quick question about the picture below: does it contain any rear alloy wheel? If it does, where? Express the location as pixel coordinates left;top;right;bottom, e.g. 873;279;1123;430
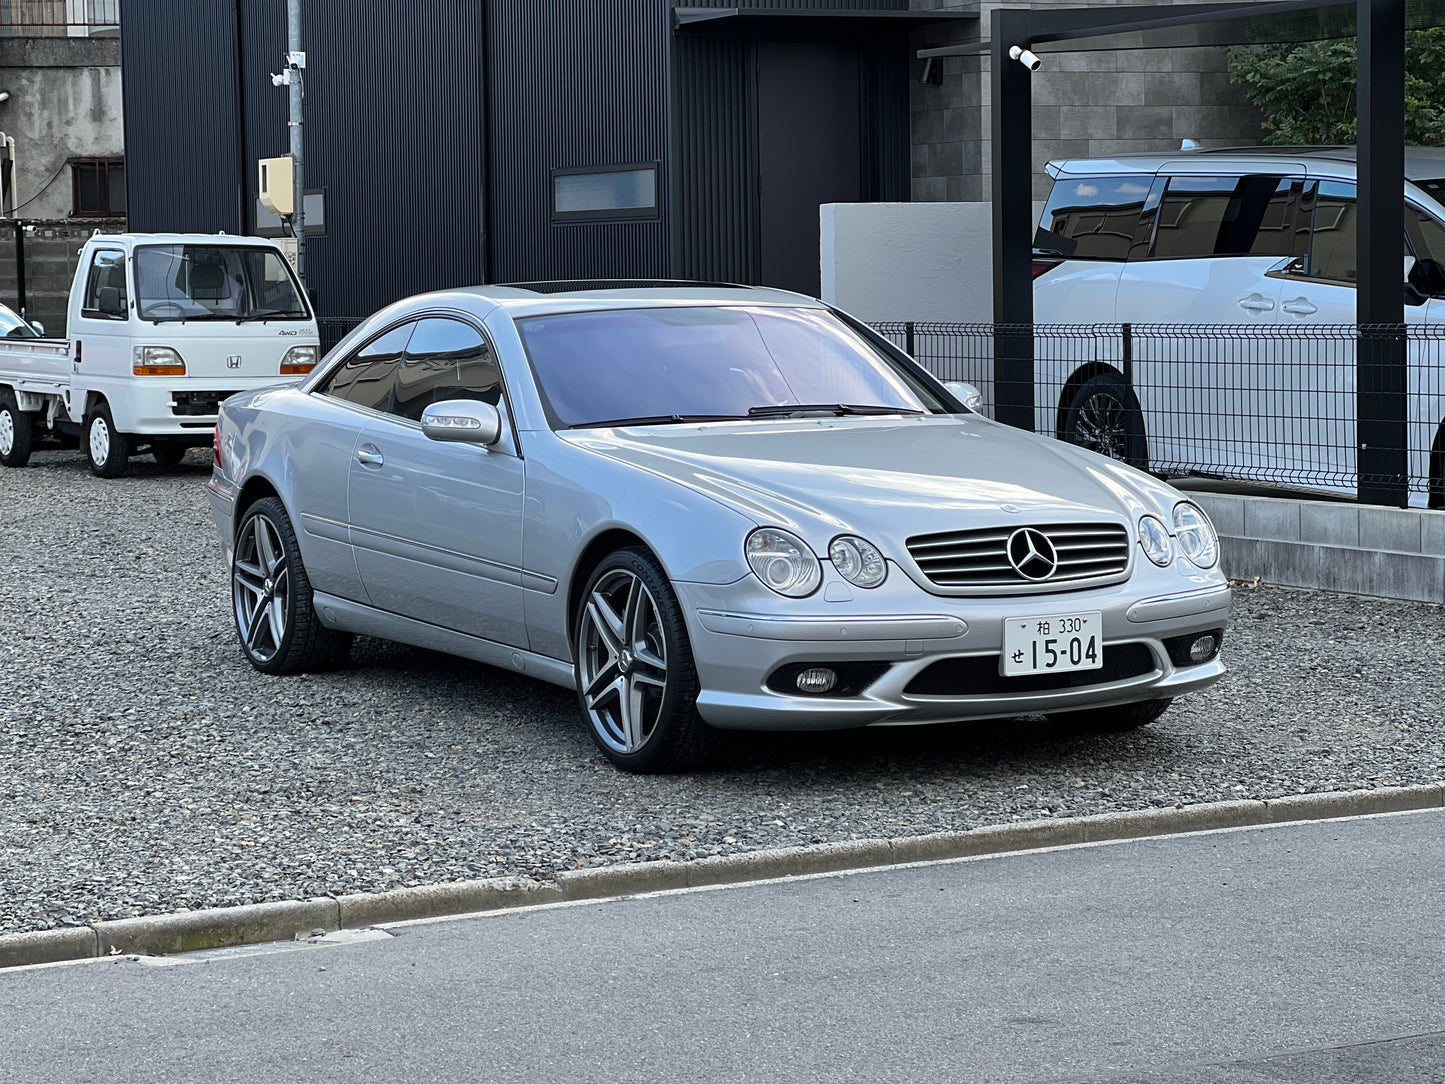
1049;697;1172;734
575;548;718;773
232;496;353;675
85;403;130;478
1063;372;1149;469
0;390;33;468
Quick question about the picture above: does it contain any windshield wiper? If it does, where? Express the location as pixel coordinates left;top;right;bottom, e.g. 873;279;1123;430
236;308;307;323
746;403;927;419
571;413;745;429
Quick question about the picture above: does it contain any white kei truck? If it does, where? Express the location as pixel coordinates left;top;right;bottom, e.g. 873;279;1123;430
0;233;320;477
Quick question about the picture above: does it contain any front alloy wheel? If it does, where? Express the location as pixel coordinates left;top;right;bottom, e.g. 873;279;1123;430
575;549;717;772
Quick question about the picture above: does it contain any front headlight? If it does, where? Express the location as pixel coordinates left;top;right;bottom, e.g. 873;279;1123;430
746;528;822;598
280;345;318;375
1138;515;1173;567
828;535;887;588
1173;501;1219;568
133;345;186;376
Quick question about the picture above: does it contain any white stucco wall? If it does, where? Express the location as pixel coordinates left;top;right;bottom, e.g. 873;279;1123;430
820;201;1044;324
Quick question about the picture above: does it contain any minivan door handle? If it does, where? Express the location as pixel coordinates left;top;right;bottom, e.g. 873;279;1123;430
1236;293;1276;313
355;444;384;468
1280;297;1318;316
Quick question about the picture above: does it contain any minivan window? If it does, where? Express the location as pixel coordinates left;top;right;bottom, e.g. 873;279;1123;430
1039;176;1152;262
1407;205;1445;263
1151;175;1294;259
1307;180;1357;283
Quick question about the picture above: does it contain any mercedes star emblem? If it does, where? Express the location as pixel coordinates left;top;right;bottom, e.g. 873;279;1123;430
1006;527;1058;581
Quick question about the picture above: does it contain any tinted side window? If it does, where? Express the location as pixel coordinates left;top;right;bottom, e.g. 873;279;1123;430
81;249;127;317
1406;205;1445;263
1151;175;1292;259
391;318;500;423
319;322;415;412
1306;180;1357;283
1041;175;1153;261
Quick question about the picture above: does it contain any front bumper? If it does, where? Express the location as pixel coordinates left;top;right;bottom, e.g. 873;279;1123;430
675;574;1231;731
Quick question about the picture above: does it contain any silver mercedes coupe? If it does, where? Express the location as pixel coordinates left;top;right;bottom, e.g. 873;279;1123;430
207;283;1230;772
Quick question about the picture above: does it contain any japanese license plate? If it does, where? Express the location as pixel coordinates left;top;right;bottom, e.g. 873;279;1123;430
1001;611;1103;677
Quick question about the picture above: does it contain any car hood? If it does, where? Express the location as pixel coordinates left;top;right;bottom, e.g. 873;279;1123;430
566;415;1165;538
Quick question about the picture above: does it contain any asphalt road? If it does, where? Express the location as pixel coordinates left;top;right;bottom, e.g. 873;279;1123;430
3;809;1443;1083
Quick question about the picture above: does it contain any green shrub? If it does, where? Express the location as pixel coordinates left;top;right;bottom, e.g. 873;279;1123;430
1227;29;1445;146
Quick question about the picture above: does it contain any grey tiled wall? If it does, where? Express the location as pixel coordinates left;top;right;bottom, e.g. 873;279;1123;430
909;0;1268;202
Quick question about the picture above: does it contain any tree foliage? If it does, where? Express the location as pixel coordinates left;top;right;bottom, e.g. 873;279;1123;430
1227;29;1445;146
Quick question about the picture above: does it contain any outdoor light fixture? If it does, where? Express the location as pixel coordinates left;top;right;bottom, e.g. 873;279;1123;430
1008;44;1042;71
918;57;942;85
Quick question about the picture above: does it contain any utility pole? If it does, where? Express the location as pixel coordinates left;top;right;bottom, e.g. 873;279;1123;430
270;0;306;286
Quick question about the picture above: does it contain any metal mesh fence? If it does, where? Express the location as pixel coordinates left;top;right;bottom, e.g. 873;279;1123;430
872;320;1444;504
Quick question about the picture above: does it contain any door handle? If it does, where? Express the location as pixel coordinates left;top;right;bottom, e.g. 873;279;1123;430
1281;297;1318;316
1236;294;1275;313
355;444;384;468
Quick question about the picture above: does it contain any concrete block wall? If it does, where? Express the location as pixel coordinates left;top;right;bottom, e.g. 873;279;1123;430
0;219;122;336
909;0;1268;202
1195;493;1445;604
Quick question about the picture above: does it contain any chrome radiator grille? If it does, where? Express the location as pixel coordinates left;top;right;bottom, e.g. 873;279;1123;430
906;522;1131;589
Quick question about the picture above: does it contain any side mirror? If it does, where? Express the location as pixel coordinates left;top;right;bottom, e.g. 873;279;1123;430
97;286;126;318
1408;256;1445;298
421;399;502;446
944;380;985;413
27;319;43;336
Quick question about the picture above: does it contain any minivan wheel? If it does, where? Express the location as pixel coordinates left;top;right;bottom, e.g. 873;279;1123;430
1049;697;1172;734
1063;373;1149;469
0;390;33;468
574;548;719;773
232;496;353;675
85;402;130;478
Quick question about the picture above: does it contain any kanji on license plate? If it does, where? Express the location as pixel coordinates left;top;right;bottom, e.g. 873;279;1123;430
1001;611;1103;677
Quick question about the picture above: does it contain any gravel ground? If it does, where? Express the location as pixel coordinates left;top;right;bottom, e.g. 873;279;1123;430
2;445;1443;935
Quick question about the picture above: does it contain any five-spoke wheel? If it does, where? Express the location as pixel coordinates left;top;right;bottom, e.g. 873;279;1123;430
575;548;717;772
232;496;352;674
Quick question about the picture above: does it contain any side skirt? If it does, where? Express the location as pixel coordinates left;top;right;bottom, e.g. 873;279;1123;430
312;591;577;690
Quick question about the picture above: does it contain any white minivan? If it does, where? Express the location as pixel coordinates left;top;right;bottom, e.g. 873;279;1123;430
1033;146;1445;507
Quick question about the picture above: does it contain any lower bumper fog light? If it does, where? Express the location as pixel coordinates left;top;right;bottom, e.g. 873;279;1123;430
1189;634;1218;663
795;667;838;694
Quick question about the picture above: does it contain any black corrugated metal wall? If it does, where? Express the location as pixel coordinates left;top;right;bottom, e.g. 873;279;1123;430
120;1;244;234
486;0;671;283
126;0;486;320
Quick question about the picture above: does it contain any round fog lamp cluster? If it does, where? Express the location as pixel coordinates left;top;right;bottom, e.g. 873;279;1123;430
795;667;838;694
1189;633;1219;663
828;535;887;588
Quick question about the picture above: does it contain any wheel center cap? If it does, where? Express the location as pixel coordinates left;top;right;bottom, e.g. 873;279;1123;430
618;649;635;674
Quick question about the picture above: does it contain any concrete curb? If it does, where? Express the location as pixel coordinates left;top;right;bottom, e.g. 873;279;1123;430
4;783;1442;970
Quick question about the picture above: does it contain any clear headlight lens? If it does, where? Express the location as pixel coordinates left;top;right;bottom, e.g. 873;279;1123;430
132;345;186;376
1173;501;1219;568
1138;515;1173;567
280;345;318;375
746;528;822;598
828;535;887;588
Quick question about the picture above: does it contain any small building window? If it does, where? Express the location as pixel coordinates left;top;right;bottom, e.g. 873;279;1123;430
551;164;658;223
71;157;125;217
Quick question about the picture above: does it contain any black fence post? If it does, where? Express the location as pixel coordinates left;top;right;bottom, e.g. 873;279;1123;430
991;7;1036;432
905;320;915;358
1356;0;1407;505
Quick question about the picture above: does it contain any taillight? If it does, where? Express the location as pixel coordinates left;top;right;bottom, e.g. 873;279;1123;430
1032;258;1063;280
212;422;222;470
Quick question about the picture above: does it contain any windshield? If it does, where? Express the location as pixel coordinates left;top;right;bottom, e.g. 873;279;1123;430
134;244;310;322
0;303;37;338
517;305;941;429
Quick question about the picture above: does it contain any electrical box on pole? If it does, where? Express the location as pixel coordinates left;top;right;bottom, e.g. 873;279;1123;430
258;156;294;217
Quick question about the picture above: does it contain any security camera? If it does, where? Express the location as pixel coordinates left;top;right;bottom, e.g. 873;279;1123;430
1009;45;1042;71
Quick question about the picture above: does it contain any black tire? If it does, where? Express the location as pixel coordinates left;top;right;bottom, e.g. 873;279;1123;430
1049;697;1172;734
573;547;719;773
1063;372;1149;469
151;440;188;468
231;496;353;675
0;389;33;468
84;402;130;478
